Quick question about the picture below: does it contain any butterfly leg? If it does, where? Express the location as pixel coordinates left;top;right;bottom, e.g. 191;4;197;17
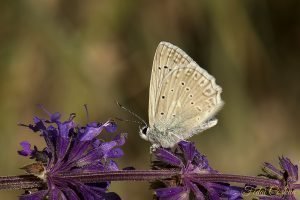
150;143;161;153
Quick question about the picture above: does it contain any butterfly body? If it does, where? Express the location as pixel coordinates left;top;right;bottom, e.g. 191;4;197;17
140;42;223;148
142;123;184;148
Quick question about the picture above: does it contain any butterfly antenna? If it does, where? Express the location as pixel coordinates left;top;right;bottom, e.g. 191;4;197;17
114;117;144;125
116;101;147;126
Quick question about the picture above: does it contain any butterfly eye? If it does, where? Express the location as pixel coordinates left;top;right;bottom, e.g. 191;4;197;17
141;126;148;135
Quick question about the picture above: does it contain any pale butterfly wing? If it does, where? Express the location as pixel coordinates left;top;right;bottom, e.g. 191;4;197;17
155;64;223;138
148;42;192;127
148;42;223;147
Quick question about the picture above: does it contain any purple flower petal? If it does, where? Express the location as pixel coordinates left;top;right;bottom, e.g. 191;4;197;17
193;151;215;173
103;121;117;133
79;162;105;173
279;157;298;182
263;162;282;178
106;160;119;171
106;148;124;158
185;180;205;200
60;188;80;200
49;188;66;200
113;133;127;146
75;148;105;167
73;182;107;199
18;141;33;156
223;186;243;200
57;120;75;138
99;141;119;155
178;141;196;162
21;117;46;132
156;186;189;200
66;141;90;165
87;122;99;127
55;136;71;164
80;126;105;141
50;112;61;122
155;148;183;167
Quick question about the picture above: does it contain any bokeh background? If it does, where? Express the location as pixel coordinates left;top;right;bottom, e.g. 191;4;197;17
0;0;299;199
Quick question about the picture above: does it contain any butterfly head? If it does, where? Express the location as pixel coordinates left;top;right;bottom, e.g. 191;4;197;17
139;125;149;141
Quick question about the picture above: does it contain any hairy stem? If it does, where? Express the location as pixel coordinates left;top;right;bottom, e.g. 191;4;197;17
187;173;281;187
58;169;180;182
0;175;43;190
0;170;296;191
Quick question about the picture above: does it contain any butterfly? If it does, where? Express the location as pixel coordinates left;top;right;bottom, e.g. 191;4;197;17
139;42;224;149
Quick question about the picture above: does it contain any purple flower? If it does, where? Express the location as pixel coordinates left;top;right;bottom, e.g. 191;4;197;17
18;141;33;156
259;156;298;199
152;141;242;200
18;111;125;200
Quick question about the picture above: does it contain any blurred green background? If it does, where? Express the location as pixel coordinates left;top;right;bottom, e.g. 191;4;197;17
0;0;299;199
